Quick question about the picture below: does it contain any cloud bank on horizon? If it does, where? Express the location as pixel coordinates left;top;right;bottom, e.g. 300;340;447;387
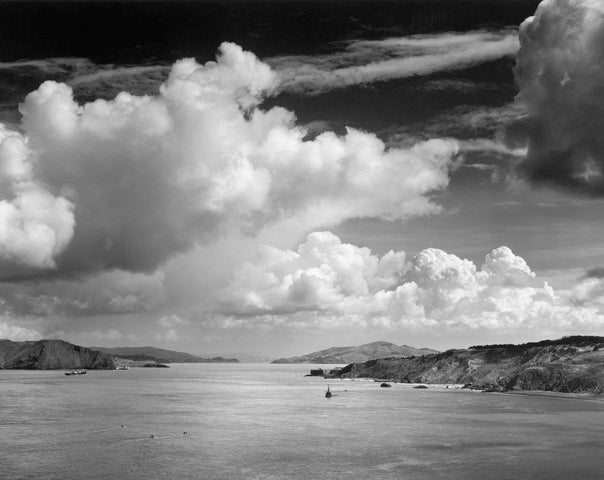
219;231;602;332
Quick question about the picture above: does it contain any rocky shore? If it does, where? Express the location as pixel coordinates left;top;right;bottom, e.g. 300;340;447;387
324;336;603;394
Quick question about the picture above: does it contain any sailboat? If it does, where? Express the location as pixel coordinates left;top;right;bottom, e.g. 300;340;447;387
325;385;332;398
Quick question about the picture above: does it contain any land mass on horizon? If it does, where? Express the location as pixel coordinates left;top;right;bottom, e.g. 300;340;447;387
0;340;239;369
272;341;438;364
91;346;239;364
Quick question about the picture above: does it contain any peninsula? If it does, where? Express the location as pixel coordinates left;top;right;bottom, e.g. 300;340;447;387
0;339;115;370
272;341;438;364
325;336;603;394
91;346;239;364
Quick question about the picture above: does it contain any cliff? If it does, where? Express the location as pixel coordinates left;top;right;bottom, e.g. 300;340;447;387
272;341;438;364
0;339;115;370
91;346;239;363
327;336;604;394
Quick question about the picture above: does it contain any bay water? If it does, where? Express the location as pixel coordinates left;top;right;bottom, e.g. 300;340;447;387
1;364;602;479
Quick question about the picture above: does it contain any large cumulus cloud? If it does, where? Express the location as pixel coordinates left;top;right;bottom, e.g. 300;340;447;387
220;232;603;331
0;125;74;270
12;42;458;277
514;0;604;194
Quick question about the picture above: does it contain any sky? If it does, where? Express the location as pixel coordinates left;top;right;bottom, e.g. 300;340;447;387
0;0;603;357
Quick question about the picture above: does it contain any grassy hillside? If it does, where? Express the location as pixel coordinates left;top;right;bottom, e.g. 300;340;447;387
328;336;604;393
272;341;438;364
92;346;238;363
0;339;115;370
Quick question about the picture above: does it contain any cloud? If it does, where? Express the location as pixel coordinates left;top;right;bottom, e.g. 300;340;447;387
514;0;604;194
0;125;75;271
12;42;458;277
2;269;166;317
0;322;42;342
0;57;168;100
388;103;526;142
157;314;189;329
67;65;170;100
267;30;519;95
572;267;604;308
0;57;94;75
154;314;189;344
89;328;122;342
583;267;604;279
219;232;604;332
155;328;179;343
419;79;499;93
0;320;41;341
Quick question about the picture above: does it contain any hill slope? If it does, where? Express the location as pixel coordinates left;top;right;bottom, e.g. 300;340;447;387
91;346;238;363
0;339;115;370
272;341;438;364
328;336;604;393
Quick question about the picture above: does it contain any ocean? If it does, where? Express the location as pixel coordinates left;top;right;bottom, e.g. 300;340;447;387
1;363;603;479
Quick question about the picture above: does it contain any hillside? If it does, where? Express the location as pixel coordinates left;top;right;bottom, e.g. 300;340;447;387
271;341;438;364
327;336;604;393
92;346;239;363
0;339;115;370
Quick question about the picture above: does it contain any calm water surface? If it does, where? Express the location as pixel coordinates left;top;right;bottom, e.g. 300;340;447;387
1;364;602;480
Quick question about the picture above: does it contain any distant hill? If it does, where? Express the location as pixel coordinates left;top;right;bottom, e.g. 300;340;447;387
92;346;239;363
328;336;604;393
271;341;438;364
0;339;115;370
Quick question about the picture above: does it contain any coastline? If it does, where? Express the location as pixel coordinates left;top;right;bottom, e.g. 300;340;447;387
324;376;604;400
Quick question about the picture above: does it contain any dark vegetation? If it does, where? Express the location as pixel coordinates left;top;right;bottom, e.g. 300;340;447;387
469;335;603;350
327;336;604;394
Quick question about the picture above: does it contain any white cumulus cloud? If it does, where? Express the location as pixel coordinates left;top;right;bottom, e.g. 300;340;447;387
0;318;41;341
0;125;74;270
157;314;189;329
220;232;604;332
14;42;458;276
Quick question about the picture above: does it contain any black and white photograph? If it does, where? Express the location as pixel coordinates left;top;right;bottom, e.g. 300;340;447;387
0;0;602;478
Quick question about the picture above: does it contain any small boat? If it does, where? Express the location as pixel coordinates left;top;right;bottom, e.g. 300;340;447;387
116;366;130;370
65;370;87;376
325;386;332;398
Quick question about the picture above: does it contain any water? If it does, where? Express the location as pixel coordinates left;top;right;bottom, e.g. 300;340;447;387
1;363;602;479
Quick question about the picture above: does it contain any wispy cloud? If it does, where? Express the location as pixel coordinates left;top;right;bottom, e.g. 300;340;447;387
267;29;519;95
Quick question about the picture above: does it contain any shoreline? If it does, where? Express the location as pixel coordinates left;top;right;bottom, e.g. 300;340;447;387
327;376;603;400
